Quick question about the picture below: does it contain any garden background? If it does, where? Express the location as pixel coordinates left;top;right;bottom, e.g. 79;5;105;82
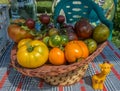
0;0;120;49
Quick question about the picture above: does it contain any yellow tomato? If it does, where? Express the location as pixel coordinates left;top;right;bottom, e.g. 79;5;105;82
17;40;49;68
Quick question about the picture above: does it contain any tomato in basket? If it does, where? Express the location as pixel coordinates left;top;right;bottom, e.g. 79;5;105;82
17;39;49;68
64;40;89;63
49;35;62;47
93;24;110;43
49;47;66;65
60;35;69;46
8;24;33;43
84;38;97;54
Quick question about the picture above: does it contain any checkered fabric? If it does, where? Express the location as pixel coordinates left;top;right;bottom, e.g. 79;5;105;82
0;41;120;91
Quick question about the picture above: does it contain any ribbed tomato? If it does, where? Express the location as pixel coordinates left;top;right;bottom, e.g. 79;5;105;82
65;41;83;63
17;39;49;68
64;40;89;63
72;40;89;58
8;24;33;43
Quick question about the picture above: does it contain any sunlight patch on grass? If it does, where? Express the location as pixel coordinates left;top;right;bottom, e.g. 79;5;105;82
37;1;52;7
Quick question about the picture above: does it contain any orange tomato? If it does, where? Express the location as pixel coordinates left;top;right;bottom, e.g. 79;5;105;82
72;41;89;58
49;47;66;65
64;40;89;63
64;41;83;63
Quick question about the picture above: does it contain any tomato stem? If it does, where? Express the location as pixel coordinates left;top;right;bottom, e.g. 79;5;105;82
27;46;34;52
26;43;34;52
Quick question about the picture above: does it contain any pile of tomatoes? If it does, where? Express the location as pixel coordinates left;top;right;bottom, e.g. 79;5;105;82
8;14;109;68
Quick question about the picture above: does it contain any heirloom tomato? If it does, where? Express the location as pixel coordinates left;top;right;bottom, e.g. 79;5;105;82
25;18;35;29
48;28;59;36
8;24;33;43
60;35;69;46
17;39;49;68
73;40;89;58
93;24;110;43
39;14;50;25
49;35;62;47
42;36;50;46
65;41;82;63
57;15;65;24
12;19;25;24
49;47;66;65
84;39;97;54
64;40;89;63
74;19;93;39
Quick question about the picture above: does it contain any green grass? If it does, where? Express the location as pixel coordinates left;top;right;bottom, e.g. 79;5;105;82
37;1;52;7
112;30;120;49
36;1;52;13
0;0;9;4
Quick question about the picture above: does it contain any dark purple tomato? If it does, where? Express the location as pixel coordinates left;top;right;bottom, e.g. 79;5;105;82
25;19;35;29
57;15;65;24
74;19;93;39
66;26;78;41
39;14;50;25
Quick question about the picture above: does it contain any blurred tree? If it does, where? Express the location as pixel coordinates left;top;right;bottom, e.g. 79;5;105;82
0;0;9;4
113;0;120;30
112;0;120;49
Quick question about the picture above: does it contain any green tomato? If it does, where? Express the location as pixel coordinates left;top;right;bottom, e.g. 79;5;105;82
49;35;62;47
84;38;97;54
60;35;69;46
42;36;50;46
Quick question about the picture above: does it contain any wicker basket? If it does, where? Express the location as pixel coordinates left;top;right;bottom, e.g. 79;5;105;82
10;41;108;86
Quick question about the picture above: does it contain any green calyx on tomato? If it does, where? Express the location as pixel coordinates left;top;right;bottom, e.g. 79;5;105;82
18;38;32;48
26;45;34;52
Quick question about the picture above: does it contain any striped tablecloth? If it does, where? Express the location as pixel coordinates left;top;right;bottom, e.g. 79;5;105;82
0;41;120;91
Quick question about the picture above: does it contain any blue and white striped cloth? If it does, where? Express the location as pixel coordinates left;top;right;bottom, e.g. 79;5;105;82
0;41;120;91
